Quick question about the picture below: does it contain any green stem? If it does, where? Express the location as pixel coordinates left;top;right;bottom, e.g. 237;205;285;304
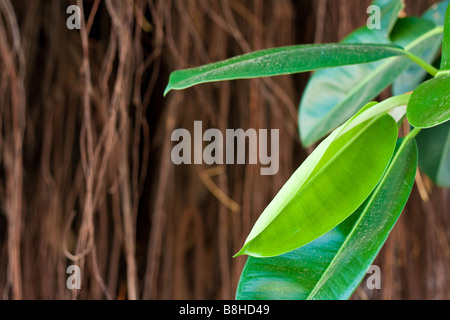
402;25;444;77
405;51;439;77
405;127;422;141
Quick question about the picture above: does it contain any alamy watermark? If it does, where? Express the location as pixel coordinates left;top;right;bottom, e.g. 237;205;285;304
366;265;381;290
66;5;81;30
65;5;382;32
367;5;381;30
171;121;279;176
66;265;81;290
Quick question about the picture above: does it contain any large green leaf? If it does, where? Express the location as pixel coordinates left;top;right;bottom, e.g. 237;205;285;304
163;43;405;96
416;121;450;187
407;73;450;127
235;114;398;258
299;8;442;146
236;138;418;300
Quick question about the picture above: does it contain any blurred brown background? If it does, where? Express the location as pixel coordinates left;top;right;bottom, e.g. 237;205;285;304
0;0;448;300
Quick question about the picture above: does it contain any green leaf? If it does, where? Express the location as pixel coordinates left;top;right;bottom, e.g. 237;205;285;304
236;138;418;300
235;114;398;258
392;17;441;95
406;73;450;128
416;121;450;187
407;5;450;128
163;43;405;96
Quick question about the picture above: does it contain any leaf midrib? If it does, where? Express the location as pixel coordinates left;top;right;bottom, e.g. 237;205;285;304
281;116;380;218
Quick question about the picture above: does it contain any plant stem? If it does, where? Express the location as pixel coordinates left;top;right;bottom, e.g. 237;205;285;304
403;25;444;77
405;127;422;141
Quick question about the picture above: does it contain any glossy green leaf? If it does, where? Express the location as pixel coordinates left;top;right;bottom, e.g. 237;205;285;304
163;43;406;96
407;73;450;128
392;17;441;95
440;3;450;72
235;115;398;258
416;121;450;187
407;5;450;128
236;138;418;300
299;9;442;146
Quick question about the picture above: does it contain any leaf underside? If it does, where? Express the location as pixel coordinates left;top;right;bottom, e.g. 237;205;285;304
407;4;450;128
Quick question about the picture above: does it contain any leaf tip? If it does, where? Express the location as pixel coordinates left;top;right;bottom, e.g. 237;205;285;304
163;84;171;97
233;247;246;258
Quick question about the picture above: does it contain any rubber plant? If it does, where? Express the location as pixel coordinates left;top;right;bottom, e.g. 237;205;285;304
164;0;450;300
